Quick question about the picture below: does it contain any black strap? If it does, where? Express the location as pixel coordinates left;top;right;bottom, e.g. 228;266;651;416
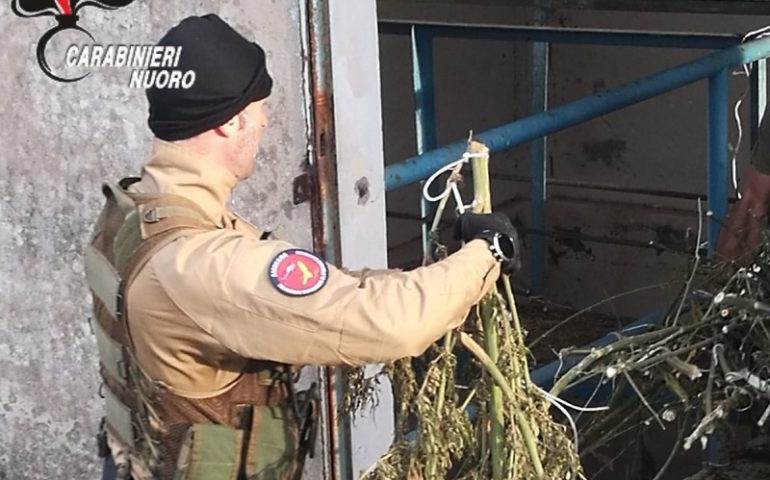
292;383;319;480
237;404;255;480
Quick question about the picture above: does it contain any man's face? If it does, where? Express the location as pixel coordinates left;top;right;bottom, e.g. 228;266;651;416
234;98;269;179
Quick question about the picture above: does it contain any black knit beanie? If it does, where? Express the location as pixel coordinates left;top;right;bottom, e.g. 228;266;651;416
146;14;273;140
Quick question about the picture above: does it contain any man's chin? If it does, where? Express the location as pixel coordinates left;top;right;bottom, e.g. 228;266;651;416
242;161;257;180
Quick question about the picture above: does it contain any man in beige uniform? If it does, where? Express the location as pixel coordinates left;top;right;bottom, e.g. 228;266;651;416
88;14;520;480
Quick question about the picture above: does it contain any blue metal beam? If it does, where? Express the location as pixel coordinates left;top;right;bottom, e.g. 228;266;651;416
412;27;437;154
412;26;439;257
530;311;661;391
530;11;549;296
385;35;770;192
379;20;741;50
708;69;729;252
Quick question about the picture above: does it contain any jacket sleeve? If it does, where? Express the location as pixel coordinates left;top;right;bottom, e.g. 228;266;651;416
152;230;500;366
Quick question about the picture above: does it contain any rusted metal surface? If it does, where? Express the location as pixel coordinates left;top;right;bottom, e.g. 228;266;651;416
305;1;350;479
307;0;341;264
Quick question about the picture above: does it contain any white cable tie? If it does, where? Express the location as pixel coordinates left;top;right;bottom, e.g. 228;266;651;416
732;98;744;200
422;149;488;206
455;200;477;216
461;150;489;161
421;158;465;203
451;183;466;214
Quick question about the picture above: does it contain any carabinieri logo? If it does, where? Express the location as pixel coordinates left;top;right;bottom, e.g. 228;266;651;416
12;0;135;83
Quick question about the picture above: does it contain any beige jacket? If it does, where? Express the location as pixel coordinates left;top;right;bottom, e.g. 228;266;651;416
125;141;500;396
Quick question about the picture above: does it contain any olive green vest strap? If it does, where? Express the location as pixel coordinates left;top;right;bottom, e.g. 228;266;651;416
104;383;135;449
143;205;206;224
113;191;214;274
113;209;143;274
118;226;205;308
93;316;128;387
85;246;121;319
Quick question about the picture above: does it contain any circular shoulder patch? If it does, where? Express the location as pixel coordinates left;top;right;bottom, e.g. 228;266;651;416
269;249;329;297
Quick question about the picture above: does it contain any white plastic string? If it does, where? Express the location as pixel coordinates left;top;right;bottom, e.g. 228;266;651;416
451;184;468;214
533;385;611;453
534;386;580;451
732;98;744;199
743;25;770;44
535;385;610;413
422;158;467;202
727;25;770;199
421;151;490;214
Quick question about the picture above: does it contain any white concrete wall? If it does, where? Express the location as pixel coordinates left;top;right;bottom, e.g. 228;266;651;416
0;2;316;478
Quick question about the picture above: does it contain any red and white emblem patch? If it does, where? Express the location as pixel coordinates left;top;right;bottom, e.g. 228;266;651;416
268;249;329;297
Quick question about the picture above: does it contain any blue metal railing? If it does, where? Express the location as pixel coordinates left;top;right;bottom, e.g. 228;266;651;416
378;21;742;50
377;23;770;466
380;20;770;294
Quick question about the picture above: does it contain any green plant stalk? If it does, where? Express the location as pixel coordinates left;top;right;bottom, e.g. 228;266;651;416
426;332;454;479
704;347;716;415
480;297;504;479
496;290;525;480
460;332;545;479
424;165;460;479
549;325;695;396
470;142;506;480
631;338;715;372
661;371;690;406
504;276;531;386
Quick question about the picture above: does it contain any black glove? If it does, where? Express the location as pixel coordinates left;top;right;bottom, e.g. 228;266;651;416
453;212;521;274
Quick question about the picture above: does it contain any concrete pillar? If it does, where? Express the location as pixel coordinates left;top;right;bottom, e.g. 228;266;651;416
328;0;392;477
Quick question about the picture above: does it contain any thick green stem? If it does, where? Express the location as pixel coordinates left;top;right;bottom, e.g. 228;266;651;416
460;332;545;479
426;331;454;479
480;297;504;479
504;275;531;386
470;141;505;479
424;162;462;478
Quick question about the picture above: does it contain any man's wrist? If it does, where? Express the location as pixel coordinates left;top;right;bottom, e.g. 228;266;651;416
475;230;515;263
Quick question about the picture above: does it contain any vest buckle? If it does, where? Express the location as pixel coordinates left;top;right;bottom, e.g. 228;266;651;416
143;208;160;223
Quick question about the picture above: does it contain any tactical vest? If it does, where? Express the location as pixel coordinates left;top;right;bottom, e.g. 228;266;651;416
85;178;304;480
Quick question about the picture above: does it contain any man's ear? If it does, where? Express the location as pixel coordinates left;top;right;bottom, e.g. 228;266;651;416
214;113;242;138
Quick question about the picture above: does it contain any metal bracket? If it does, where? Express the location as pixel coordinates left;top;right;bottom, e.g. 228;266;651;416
293;173;312;205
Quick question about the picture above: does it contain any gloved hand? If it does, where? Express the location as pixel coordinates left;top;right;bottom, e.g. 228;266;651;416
453;212;521;274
